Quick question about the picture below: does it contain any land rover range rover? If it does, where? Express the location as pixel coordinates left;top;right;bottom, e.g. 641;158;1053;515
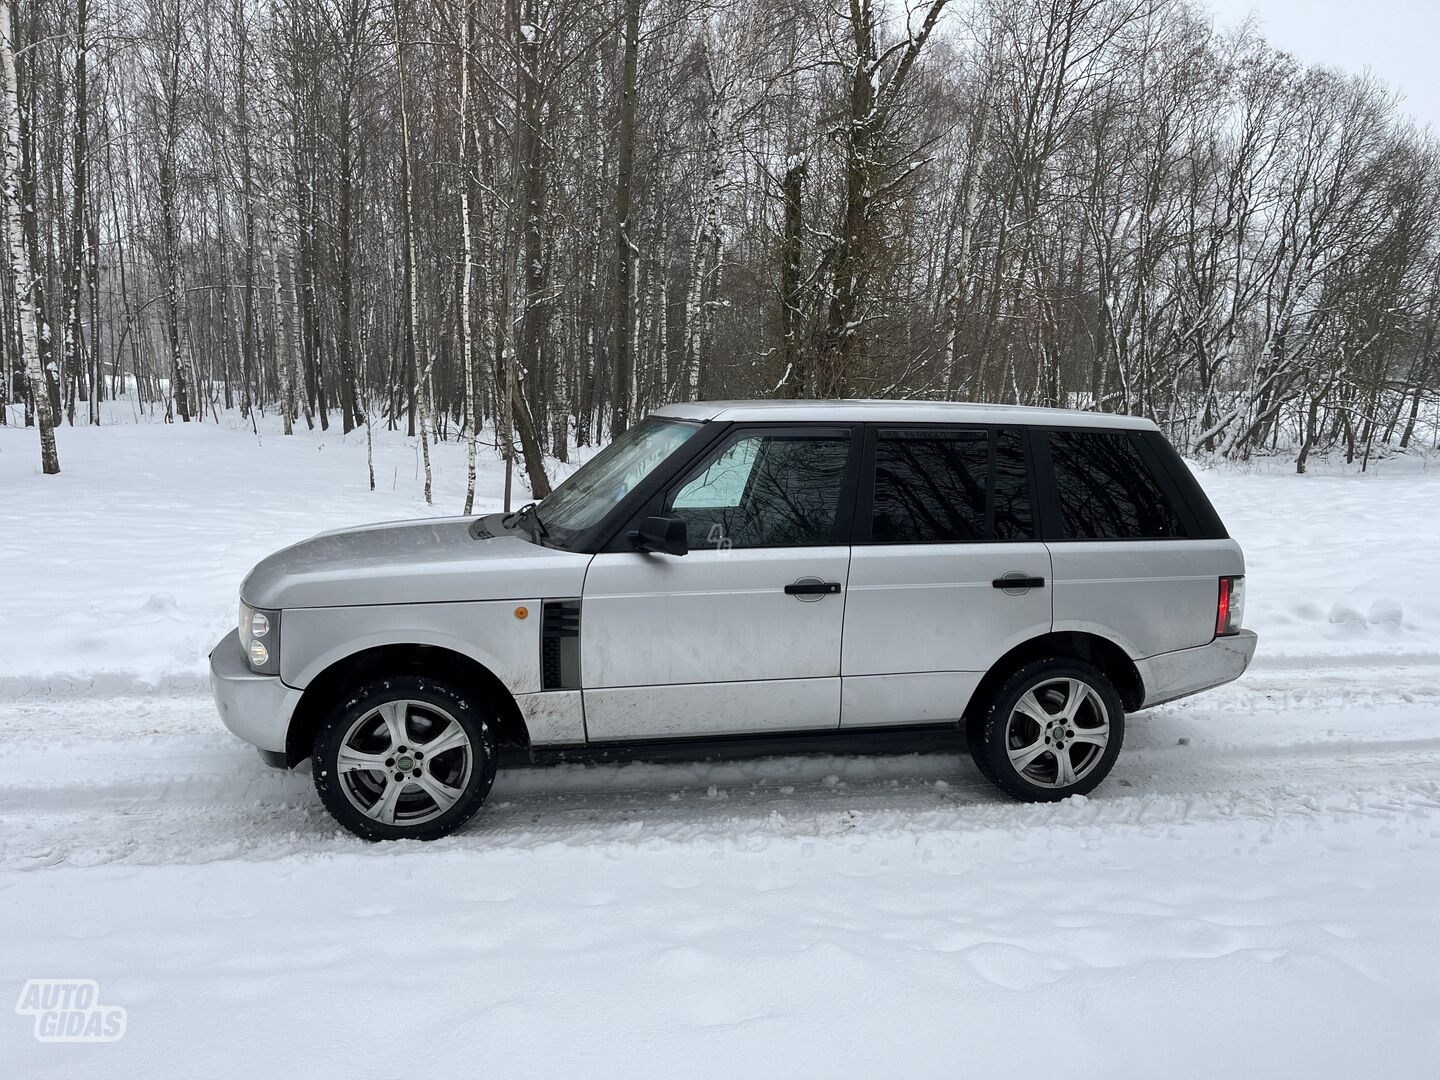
210;401;1256;840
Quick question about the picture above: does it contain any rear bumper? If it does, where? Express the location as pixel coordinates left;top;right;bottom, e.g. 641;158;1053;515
1135;629;1257;709
209;629;301;755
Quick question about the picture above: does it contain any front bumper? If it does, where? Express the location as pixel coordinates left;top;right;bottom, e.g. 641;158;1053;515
209;628;302;755
1135;629;1258;709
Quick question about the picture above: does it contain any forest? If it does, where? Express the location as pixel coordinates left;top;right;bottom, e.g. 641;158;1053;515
4;0;1439;502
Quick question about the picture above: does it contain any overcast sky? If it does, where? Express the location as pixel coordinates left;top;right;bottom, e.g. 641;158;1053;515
1205;0;1440;130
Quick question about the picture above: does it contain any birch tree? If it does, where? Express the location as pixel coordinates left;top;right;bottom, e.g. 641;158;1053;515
394;0;432;502
458;0;479;515
2;0;1439;481
0;0;56;472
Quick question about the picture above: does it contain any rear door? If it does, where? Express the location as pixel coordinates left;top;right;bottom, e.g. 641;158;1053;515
1035;428;1237;658
581;426;859;741
839;426;1051;729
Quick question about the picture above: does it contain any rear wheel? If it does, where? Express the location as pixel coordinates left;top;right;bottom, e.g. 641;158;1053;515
969;658;1123;801
312;676;498;841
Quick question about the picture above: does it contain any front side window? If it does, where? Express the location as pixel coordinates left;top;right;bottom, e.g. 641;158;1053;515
870;428;1033;543
667;432;851;548
671;438;759;510
1047;430;1186;540
539;417;702;544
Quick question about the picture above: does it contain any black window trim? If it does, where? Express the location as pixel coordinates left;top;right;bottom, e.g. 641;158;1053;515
583;417;1222;553
1027;425;1061;541
855;422;1039;546
602;421;866;552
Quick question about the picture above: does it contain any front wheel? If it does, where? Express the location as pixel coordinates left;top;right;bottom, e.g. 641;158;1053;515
969;658;1124;801
312;676;498;841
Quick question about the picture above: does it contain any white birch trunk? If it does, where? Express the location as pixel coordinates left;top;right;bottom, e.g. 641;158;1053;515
0;0;57;472
264;0;299;435
655;214;668;400
681;216;705;401
395;0;431;504
459;0;478;515
943;64;992;397
683;93;723;402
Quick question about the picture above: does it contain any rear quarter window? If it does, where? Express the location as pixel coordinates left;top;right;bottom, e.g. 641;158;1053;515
1045;430;1187;540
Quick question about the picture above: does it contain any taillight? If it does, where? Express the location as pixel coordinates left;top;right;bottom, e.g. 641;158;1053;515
1216;576;1244;636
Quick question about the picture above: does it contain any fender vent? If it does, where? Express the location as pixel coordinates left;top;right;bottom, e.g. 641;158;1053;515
541;599;582;690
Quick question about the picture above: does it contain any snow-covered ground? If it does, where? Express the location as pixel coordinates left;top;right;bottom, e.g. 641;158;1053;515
2;407;1439;1077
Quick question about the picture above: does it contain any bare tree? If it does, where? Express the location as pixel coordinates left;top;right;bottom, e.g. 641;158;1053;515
0;0;55;471
2;0;1438;484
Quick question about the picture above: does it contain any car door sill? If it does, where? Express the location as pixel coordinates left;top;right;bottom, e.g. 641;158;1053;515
507;722;962;768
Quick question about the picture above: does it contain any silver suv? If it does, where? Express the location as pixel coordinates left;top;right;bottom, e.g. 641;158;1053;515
211;401;1256;840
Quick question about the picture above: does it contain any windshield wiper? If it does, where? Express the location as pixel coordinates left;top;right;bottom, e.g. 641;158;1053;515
504;501;549;543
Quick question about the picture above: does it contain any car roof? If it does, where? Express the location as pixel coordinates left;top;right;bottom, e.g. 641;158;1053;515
649;399;1158;431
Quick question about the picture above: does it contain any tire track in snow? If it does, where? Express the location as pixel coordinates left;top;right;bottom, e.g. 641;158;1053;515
3;685;1440;870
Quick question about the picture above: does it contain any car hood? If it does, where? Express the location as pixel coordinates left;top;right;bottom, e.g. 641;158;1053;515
241;514;592;609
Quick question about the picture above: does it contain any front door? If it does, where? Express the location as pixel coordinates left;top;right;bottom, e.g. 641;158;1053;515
582;427;857;741
840;426;1052;728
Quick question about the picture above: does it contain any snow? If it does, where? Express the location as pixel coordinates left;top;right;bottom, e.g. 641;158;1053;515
3;404;1440;1076
0;409;560;695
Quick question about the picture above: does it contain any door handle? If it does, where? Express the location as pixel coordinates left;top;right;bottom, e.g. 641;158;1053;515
785;580;842;596
992;574;1045;591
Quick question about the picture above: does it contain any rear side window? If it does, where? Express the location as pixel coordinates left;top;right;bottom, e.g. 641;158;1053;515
1046;430;1186;539
870;428;1033;543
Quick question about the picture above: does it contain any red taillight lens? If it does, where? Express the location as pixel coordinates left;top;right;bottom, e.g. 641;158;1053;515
1216;576;1244;636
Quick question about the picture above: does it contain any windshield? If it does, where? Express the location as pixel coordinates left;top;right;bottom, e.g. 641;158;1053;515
538;417;703;545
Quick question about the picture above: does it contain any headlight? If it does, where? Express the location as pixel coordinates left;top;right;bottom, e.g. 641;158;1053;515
239;600;281;674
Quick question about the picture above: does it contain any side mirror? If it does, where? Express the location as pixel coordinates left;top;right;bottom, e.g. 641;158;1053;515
631;513;688;556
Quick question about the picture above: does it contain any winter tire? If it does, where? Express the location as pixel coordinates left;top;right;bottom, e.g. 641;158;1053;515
313;675;498;841
970;657;1124;802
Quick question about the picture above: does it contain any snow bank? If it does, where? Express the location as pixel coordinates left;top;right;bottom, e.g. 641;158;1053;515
1194;454;1439;662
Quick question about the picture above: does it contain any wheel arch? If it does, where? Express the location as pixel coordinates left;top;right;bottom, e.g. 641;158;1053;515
963;631;1144;740
284;644;530;767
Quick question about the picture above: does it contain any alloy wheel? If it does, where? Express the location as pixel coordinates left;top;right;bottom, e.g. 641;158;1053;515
335;698;474;826
1003;677;1111;789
